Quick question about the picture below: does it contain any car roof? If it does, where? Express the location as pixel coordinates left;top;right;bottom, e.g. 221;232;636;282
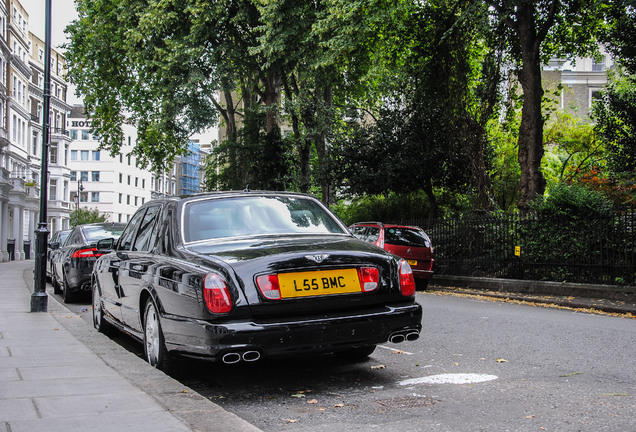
351;222;422;230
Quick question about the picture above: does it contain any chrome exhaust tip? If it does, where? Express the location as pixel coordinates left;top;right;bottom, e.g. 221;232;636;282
406;331;420;341
222;352;241;364
242;351;261;362
389;333;406;344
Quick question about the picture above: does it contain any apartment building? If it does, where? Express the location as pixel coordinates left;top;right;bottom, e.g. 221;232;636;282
67;106;152;224
543;46;615;120
0;0;72;261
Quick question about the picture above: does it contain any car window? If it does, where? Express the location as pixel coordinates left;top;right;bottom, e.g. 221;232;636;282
184;196;347;243
350;226;367;239
59;231;70;246
133;206;161;252
83;225;126;242
118;210;147;251
384;228;429;247
365;227;381;243
65;229;81;245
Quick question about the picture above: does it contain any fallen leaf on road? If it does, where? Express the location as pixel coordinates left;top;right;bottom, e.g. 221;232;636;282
291;393;306;398
371;364;386;370
496;358;508;363
307;399;318;404
182;389;190;393
285;419;297;423
392;350;405;354
334;403;345;408
559;372;581;377
525;415;535;419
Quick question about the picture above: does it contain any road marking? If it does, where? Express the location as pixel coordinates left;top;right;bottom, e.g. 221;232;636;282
378;345;414;355
399;373;498;386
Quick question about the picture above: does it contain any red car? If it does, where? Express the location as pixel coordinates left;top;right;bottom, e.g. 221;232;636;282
350;222;434;289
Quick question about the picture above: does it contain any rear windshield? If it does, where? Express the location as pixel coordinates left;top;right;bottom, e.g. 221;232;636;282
183;196;347;243
385;227;429;247
83;225;125;241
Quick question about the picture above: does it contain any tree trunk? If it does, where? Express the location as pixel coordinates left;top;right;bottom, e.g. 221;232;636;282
516;3;546;215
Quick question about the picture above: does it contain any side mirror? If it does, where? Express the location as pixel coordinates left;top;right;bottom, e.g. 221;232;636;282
49;241;60;250
96;238;115;251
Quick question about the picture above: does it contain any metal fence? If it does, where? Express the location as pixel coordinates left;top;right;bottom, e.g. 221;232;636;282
396;209;636;286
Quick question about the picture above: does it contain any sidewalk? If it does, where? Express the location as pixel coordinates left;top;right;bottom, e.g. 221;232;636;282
0;260;262;432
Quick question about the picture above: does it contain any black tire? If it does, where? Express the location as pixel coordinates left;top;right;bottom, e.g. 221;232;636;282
143;298;173;373
92;281;111;334
62;271;74;303
336;345;376;361
51;268;62;295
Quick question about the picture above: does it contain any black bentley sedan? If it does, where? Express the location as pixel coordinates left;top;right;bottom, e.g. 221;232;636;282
51;222;126;303
91;192;423;371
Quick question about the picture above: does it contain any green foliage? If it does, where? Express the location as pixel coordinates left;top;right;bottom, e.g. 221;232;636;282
70;208;108;227
593;68;636;175
531;183;613;218
331;192;431;226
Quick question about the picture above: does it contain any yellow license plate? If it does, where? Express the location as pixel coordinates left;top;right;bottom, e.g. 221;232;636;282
407;260;418;266
278;269;361;298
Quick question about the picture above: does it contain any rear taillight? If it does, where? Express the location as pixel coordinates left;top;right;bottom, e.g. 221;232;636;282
358;267;379;292
203;273;233;313
71;248;99;258
256;274;281;300
398;259;416;296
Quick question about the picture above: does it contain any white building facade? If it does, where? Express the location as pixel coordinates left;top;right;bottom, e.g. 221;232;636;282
67;106;152;224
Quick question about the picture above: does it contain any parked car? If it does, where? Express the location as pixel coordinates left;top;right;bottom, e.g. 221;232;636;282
91;191;422;372
46;229;71;285
349;222;434;289
51;222;126;303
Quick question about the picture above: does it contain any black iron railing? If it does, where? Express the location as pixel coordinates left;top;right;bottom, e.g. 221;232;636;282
395;209;636;286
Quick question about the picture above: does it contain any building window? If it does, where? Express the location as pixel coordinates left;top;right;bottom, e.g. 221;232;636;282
119;193;122;203
127;155;131;165
142;179;145;189
91;192;99;202
119;173;123;183
80;192;88;203
127;175;131;185
127;195;130;205
135;177;138;187
592;56;606;72
70;129;78;140
119;154;123;163
80;171;88;182
32;131;38;156
50;143;58;164
70;171;76;181
118;214;122;222
65;145;69;165
81;150;89;161
92;171;100;182
92;150;100;161
81;129;90;140
49;179;57;201
71;150;77;161
134;196;138;206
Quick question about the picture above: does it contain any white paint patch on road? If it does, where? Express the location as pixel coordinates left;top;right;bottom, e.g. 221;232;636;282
399;373;498;386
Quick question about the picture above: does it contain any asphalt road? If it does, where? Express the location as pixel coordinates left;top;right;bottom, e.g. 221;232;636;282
53;286;636;432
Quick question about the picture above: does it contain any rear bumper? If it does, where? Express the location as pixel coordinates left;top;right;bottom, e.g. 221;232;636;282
161;302;423;360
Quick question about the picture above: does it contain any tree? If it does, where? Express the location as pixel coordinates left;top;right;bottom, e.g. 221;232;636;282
485;0;604;213
70;208;108;227
591;68;636;204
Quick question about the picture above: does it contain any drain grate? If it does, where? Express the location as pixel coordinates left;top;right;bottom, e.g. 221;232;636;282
376;395;436;409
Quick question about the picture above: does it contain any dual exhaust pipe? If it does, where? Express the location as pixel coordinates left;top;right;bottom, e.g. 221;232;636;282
389;330;420;344
222;350;261;364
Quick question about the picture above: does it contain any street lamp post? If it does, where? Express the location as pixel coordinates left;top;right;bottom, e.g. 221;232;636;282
31;0;52;312
77;179;84;210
